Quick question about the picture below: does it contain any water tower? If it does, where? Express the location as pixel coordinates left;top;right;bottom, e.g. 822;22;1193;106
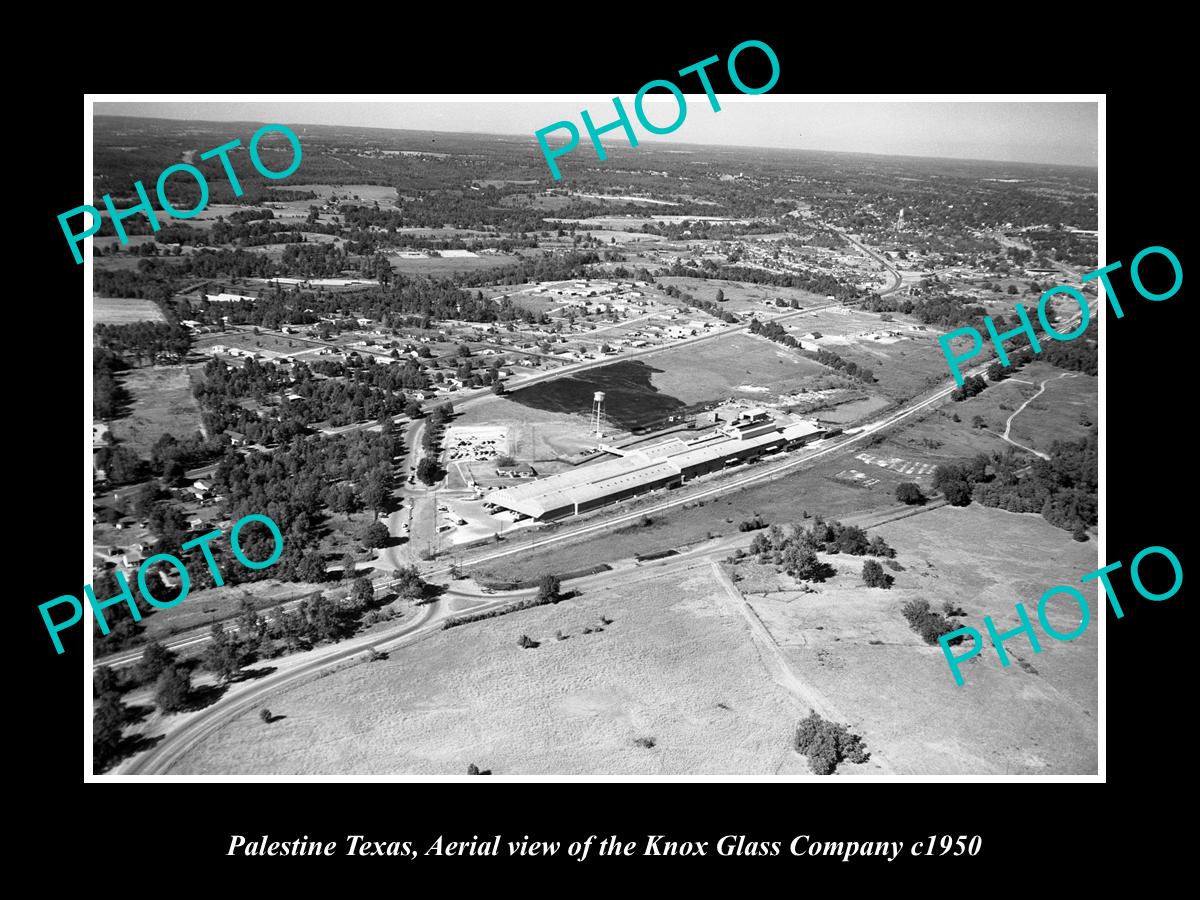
592;391;606;437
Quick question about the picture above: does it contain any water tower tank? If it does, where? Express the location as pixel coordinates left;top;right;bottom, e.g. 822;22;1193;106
594;392;605;402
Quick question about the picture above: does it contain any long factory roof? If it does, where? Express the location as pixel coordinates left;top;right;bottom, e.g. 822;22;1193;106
487;418;823;519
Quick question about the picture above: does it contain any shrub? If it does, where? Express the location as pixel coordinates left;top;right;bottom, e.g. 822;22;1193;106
517;634;539;649
793;712;870;774
536;574;561;604
634;736;657;749
901;599;964;645
861;560;894;589
895;482;926;505
259;709;272;724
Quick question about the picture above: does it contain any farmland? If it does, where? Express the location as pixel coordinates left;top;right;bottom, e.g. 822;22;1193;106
93;296;168;324
647;333;830;405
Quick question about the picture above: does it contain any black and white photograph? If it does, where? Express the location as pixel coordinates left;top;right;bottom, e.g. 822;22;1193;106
78;95;1109;779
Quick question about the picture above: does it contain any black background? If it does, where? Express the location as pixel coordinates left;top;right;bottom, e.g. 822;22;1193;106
18;20;1188;884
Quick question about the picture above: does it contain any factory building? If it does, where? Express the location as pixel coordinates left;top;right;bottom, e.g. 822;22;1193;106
486;412;825;521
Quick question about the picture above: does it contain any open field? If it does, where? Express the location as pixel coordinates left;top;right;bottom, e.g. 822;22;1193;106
93;297;168;324
781;307;951;401
654;276;830;315
873;363;1096;467
193;328;324;357
744;503;1098;774
647;333;830;404
1007;367;1097;452
168;565;833;775
107;366;203;456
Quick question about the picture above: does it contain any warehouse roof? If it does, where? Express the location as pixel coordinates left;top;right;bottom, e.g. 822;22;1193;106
489;416;825;519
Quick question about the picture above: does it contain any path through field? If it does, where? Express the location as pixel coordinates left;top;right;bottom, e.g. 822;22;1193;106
1000;373;1079;460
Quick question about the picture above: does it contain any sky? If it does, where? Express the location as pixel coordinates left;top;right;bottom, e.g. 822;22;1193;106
94;99;1099;167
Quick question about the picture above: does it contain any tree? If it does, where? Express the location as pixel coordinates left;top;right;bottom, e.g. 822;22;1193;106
203;623;243;683
363;521;390;549
395;566;427;601
405;400;423;419
132;483;162;519
350;576;374;609
861;560;893;589
517;634;538;649
236;598;264;650
297;551;327;583
783;545;834;582
972;415;986;429
1007;284;1019;295
137;640;177;687
715;288;725;302
794;712;870;775
942;480;973;506
537;574;561;604
491;380;506;395
94;691;128;771
362;471;389;515
341;552;358;581
895;482;925;505
154;665;192;713
259;708;272;724
416;458;440;485
94;664;120;697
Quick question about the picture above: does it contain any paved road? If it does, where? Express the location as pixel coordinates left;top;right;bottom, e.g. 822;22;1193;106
835;229;903;296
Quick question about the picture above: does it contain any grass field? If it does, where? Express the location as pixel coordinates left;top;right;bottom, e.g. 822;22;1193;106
107;366;203;457
1007;367;1097;452
871;361;1097;467
193;329;324;356
169;563;824;775
779;306;952;402
93;297;167;324
746;503;1098;774
647;332;830;404
654;276;829;315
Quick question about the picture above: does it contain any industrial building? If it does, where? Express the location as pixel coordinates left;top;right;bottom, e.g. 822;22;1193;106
486;411;825;521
